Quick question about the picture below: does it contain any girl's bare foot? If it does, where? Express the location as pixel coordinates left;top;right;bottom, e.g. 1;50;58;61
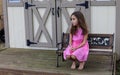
78;62;85;70
71;61;76;69
78;65;84;70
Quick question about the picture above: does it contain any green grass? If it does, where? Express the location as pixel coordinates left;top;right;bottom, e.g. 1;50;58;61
116;60;120;75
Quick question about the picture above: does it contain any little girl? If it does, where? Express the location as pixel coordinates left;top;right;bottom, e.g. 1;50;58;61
63;11;89;70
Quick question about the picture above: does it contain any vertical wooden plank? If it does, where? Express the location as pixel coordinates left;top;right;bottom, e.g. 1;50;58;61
0;0;2;15
24;0;30;47
56;0;62;43
51;0;57;47
0;0;3;30
27;0;34;42
116;0;120;59
3;0;10;47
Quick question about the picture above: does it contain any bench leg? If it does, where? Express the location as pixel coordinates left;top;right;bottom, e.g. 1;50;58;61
56;54;60;67
57;55;59;67
62;53;65;61
112;53;116;75
113;54;116;75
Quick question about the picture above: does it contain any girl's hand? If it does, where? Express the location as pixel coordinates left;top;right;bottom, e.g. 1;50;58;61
71;47;77;51
69;44;72;47
70;45;73;50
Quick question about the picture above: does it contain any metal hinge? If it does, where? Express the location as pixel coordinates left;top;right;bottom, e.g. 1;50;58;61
76;1;89;9
27;40;37;46
25;2;36;9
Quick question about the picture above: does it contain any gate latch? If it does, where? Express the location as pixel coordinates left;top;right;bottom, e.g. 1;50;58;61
76;1;89;9
25;2;36;9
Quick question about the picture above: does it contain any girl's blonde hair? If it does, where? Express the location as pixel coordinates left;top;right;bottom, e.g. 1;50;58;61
70;11;88;35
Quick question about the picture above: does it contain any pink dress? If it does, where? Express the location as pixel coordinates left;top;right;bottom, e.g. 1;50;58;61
63;28;89;62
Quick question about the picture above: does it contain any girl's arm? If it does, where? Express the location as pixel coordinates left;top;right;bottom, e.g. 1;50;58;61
77;33;88;49
69;33;72;47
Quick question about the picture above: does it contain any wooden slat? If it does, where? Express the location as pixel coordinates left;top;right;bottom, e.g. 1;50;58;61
89;51;113;55
91;1;116;6
90;49;112;52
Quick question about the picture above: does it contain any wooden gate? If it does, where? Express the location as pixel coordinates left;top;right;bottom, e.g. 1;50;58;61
25;0;56;47
56;0;91;43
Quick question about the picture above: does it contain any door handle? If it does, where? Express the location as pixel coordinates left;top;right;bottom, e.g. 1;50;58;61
57;7;60;17
52;8;55;15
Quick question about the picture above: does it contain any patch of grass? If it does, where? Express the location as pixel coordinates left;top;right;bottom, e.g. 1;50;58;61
116;60;120;75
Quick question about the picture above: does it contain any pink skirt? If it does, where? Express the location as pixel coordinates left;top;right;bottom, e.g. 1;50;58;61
63;40;89;62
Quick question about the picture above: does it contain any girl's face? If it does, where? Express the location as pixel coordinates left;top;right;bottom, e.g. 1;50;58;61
71;15;78;26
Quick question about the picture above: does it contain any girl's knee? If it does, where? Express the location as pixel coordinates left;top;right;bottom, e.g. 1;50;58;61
71;55;76;60
66;55;71;59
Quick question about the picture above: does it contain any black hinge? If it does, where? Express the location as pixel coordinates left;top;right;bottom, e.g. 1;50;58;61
76;1;89;9
25;2;36;9
27;40;37;46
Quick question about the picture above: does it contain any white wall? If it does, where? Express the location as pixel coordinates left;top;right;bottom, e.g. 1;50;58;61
91;6;116;34
8;7;26;48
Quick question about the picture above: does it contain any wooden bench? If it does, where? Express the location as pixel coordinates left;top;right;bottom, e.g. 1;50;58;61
56;33;116;75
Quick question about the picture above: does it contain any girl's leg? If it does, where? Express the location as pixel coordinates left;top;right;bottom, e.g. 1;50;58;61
66;55;71;60
71;55;76;69
78;61;85;70
71;61;76;69
71;55;76;60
